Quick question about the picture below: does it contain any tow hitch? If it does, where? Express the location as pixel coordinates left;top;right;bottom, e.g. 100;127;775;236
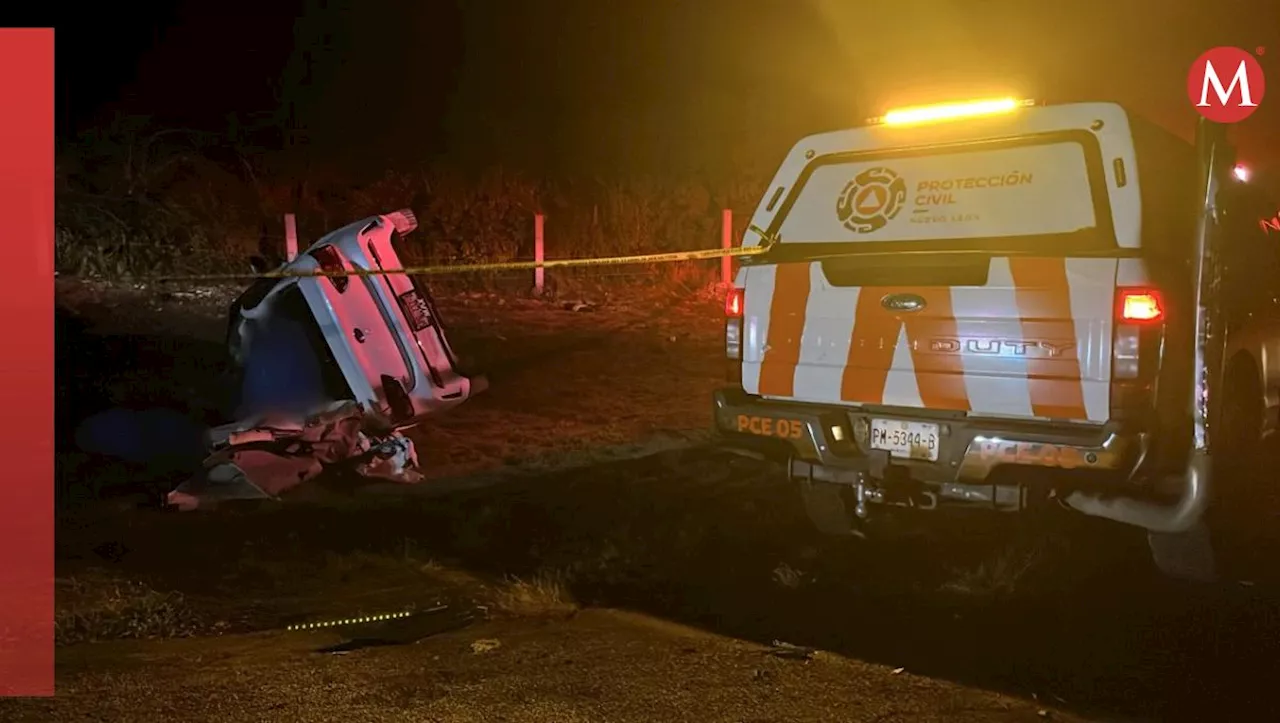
792;458;941;537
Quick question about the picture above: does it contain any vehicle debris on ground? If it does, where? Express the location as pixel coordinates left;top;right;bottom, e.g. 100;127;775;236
166;400;423;511
74;208;488;510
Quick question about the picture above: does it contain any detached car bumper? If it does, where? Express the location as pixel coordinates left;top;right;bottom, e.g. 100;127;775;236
711;387;1141;488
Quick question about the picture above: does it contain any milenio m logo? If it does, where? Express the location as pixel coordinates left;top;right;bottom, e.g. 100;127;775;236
1188;46;1266;123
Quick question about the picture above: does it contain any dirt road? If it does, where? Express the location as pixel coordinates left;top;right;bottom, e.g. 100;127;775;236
38;279;1280;722
9;608;1094;723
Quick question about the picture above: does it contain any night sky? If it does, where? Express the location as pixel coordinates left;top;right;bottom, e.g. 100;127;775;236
52;0;1280;183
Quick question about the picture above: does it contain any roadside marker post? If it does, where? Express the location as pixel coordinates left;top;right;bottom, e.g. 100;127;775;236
284;213;299;262
534;213;545;295
721;208;733;287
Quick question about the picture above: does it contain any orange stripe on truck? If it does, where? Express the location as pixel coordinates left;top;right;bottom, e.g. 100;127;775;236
906;288;971;411
1007;257;1088;420
841;287;972;411
840;289;901;406
757;262;812;397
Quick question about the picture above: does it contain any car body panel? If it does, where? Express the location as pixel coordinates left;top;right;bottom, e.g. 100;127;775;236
227;209;486;429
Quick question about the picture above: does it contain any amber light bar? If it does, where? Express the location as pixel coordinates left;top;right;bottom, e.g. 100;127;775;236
869;97;1034;127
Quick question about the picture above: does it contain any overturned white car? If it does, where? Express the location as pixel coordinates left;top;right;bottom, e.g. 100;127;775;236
226;208;487;428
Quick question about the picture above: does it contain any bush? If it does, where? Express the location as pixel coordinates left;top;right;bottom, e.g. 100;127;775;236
56;121;769;295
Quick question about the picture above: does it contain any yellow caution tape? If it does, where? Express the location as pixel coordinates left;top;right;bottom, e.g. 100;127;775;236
151;243;771;283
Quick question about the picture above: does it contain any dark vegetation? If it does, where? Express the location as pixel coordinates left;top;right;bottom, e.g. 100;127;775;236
55;119;766;294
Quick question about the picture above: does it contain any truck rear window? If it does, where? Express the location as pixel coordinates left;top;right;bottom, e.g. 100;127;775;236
769;131;1116;257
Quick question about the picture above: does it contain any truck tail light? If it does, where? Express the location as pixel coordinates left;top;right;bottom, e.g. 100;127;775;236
1118;289;1164;323
1110;287;1166;419
725;287;744;318
310;245;349;293
725;287;744;382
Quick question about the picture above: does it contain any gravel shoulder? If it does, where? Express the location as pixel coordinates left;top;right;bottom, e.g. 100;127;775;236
12;608;1093;723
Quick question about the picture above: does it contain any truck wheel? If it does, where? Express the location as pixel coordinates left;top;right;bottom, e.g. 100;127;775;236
1216;358;1265;470
1209;358;1270;577
798;482;863;537
1147;526;1217;583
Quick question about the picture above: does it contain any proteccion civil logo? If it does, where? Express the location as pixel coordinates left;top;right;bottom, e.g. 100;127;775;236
836;166;908;233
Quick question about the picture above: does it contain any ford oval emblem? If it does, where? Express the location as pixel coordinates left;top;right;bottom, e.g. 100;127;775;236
881;293;927;312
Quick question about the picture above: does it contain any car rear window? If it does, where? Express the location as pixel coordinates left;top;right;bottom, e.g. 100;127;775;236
767;131;1117;257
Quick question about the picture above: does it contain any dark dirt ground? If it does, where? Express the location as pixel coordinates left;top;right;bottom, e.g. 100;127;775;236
15;277;1280;722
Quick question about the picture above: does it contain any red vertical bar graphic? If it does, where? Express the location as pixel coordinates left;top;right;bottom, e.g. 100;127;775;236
0;27;55;696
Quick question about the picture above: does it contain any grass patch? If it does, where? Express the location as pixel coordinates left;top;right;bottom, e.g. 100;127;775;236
488;569;579;619
939;538;1049;599
56;573;205;646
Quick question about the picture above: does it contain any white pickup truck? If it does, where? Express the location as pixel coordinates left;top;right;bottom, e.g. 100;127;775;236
713;99;1280;580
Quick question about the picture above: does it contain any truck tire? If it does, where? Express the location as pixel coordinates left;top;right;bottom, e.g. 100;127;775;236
1209;356;1270;578
1216;357;1265;469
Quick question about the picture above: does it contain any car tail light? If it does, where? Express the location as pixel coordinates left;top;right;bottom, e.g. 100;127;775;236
1110;287;1167;419
1117;289;1164;323
310;245;349;293
725;288;744;382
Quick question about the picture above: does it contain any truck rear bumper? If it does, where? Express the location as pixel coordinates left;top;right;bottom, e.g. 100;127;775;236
712;387;1141;493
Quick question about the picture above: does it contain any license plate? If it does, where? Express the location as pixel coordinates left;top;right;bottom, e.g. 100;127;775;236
869;419;940;461
397;290;433;332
